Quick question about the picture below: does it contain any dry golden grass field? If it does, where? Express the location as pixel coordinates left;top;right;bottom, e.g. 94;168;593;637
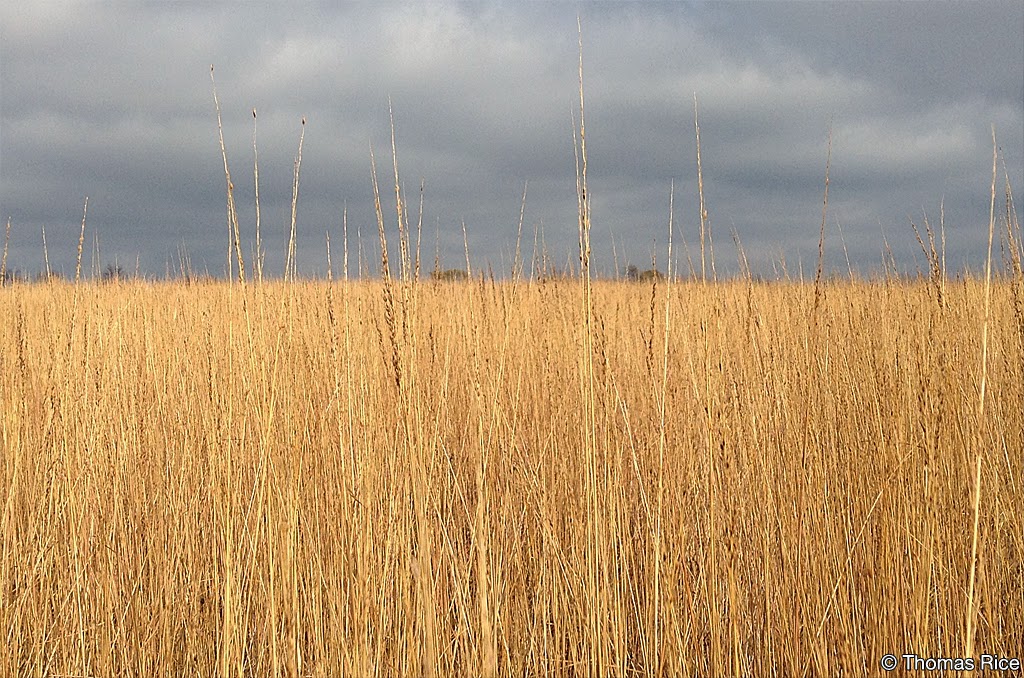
1;274;1021;676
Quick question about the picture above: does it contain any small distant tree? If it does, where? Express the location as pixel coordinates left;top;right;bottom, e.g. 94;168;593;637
103;263;124;282
430;268;469;282
625;265;663;282
35;271;64;283
2;269;24;285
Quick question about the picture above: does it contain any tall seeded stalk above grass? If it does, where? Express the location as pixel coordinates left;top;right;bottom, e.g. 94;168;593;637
1;216;11;284
370;107;442;674
40;225;50;280
813;122;832;316
74;198;88;284
573;19;605;673
285;117;305;282
252;107;264;283
694;93;707;284
210;65;246;284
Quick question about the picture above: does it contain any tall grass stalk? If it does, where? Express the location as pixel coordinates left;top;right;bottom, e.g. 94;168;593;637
1;217;10;284
74;198;88;284
965;126;999;661
253;108;263;283
210;65;246;285
694;94;707;285
653;179;674;673
285;118;305;282
574;18;605;674
814;122;832;314
41;225;50;280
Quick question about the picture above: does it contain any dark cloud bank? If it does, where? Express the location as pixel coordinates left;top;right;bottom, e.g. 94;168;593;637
1;2;1022;280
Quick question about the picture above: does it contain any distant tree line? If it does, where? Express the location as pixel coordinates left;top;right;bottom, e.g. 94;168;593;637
624;264;664;282
0;263;129;285
430;268;469;282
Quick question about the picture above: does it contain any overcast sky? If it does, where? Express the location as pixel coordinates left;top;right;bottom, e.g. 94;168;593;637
1;1;1022;280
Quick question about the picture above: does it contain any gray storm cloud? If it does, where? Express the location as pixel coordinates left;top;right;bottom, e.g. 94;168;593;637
1;1;1021;279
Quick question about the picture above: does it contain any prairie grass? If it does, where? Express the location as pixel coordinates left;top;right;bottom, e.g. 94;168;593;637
1;275;1021;676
